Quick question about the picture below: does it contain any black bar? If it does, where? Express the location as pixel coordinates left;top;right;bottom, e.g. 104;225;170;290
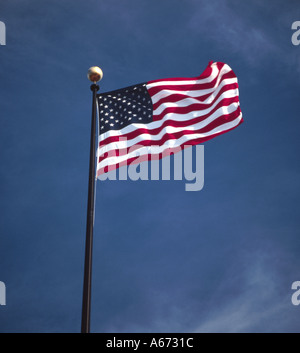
81;83;99;333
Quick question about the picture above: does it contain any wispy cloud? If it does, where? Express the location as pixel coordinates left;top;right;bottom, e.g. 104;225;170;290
194;249;294;333
188;0;294;68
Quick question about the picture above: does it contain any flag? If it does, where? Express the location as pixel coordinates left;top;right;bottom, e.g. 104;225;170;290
96;61;243;176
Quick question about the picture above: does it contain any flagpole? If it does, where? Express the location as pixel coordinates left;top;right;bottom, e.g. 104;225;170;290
81;67;103;333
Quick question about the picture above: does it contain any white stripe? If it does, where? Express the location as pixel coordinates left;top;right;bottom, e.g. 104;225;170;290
99;88;239;142
147;64;232;104
97;113;243;172
153;77;238;115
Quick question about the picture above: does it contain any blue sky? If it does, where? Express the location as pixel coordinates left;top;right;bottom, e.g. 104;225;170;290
0;0;300;333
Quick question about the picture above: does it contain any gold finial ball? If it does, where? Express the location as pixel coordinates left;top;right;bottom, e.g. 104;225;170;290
87;66;103;83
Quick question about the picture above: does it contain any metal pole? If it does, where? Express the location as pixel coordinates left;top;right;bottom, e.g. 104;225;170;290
81;67;103;333
81;83;99;333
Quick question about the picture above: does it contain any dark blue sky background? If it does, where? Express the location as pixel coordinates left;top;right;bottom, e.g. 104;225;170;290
0;0;300;333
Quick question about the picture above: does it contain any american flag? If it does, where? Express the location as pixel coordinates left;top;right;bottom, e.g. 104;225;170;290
96;61;243;176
